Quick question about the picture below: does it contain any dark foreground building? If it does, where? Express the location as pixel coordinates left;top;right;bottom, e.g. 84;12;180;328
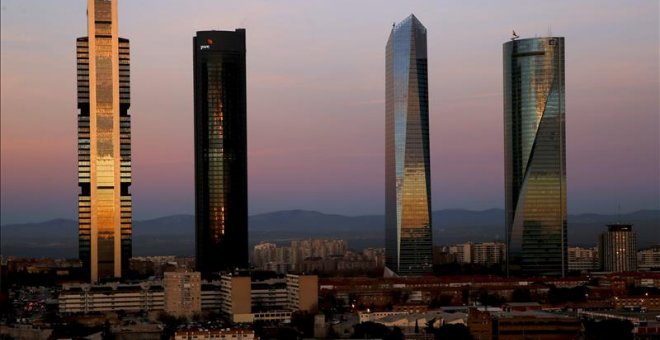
77;0;132;282
385;15;433;276
503;37;567;277
193;30;248;277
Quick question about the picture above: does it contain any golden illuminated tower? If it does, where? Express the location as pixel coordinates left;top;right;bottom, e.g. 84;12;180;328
77;0;131;282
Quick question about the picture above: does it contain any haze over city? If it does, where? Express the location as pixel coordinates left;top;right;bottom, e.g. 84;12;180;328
1;0;658;224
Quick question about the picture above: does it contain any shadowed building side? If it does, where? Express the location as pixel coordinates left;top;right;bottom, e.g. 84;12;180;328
504;37;567;277
193;30;248;277
385;14;433;276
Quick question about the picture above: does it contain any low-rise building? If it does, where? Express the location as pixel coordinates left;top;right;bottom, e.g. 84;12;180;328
219;272;318;323
472;242;506;265
174;328;255;340
59;281;164;313
447;242;506;265
638;246;660;272
358;309;466;331
613;295;660;311
468;307;581;340
251;240;383;274
568;246;599;272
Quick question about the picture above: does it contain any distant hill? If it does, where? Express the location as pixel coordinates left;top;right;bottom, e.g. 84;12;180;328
1;209;658;258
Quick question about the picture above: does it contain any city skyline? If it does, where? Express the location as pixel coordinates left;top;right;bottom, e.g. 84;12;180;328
1;1;659;224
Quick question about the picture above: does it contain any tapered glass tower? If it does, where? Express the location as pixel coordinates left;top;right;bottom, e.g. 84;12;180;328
77;0;132;282
504;37;567;277
193;30;248;277
385;15;433;276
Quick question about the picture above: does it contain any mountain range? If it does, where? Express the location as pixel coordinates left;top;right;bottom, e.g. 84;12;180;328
1;209;658;258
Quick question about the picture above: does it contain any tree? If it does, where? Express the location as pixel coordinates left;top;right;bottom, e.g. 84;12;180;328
547;286;588;304
352;322;391;339
290;311;315;337
275;327;302;340
584;319;633;340
511;288;531;302
430;324;472;340
385;326;404;340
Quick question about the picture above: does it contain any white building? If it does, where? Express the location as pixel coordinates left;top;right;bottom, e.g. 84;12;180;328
568;247;599;272
59;281;164;313
638;245;660;271
448;242;506;265
218;272;318;323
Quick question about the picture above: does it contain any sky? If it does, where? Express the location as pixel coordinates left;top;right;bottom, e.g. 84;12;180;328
1;1;658;224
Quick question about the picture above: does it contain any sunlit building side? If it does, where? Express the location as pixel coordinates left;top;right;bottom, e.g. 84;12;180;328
385;14;433;276
77;0;132;282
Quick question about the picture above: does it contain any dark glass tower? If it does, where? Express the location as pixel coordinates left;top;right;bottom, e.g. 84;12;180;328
77;0;132;283
385;15;433;276
193;30;248;277
504;37;567;277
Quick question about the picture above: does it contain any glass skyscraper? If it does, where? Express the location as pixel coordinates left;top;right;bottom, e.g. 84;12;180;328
193;30;248;277
503;37;567;277
77;0;132;282
385;15;433;276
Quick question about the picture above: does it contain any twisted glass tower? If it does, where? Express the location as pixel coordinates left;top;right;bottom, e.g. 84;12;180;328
504;37;567;277
77;0;132;282
385;15;433;276
193;30;248;277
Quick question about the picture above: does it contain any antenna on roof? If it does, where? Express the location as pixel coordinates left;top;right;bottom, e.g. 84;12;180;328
548;24;553;37
393;22;396;29
511;30;520;41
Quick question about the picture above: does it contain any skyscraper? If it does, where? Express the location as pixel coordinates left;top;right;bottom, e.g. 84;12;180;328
504;37;567;277
193;30;248;277
77;0;132;282
599;224;637;272
385;15;433;276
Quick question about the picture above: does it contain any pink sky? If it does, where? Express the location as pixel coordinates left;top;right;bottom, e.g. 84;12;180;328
1;1;658;223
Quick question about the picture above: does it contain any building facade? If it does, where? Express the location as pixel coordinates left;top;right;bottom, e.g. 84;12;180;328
468;308;581;340
77;0;132;282
59;282;164;314
164;271;202;318
503;37;567;277
251;240;376;273
638;246;660;272
446;242;506;265
219;273;318;323
472;242;506;266
599;224;637;272
193;30;248;276
174;329;255;340
567;246;598;272
448;243;472;264
568;246;599;272
58;274;317;316
385;14;433;276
